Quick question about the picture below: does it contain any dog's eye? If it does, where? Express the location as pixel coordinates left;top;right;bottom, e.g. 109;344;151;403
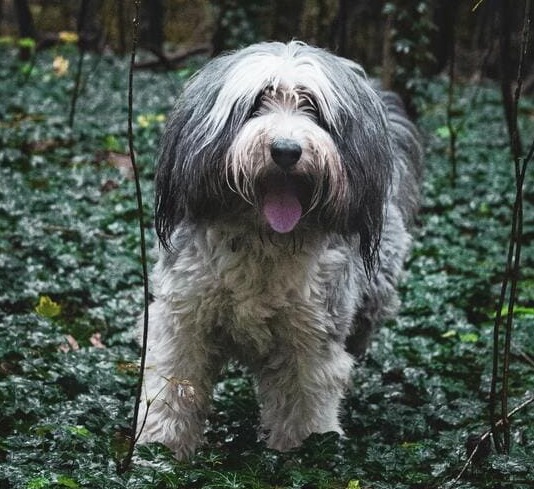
299;93;317;110
250;92;264;117
249;85;276;118
294;88;331;130
297;90;323;122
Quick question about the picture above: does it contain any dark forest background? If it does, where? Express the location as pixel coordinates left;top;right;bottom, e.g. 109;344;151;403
2;0;533;94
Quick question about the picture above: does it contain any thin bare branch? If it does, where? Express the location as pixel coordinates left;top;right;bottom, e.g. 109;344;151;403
489;0;531;453
116;0;150;473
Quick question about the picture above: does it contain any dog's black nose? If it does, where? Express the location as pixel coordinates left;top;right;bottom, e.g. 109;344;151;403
270;139;302;170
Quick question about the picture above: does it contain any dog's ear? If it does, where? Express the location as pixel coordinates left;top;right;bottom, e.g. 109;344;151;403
336;82;421;276
338;130;391;277
284;48;393;274
154;104;194;250
154;56;256;249
376;89;424;225
330;88;393;276
155;102;234;249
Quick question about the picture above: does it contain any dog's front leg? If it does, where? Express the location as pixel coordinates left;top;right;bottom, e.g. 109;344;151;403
136;300;222;459
258;338;353;451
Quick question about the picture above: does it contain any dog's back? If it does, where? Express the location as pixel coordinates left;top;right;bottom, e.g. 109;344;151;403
378;88;424;224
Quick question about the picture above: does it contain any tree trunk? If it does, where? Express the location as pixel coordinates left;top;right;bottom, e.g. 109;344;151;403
140;0;165;54
116;0;127;55
381;10;394;90
14;0;35;60
330;0;348;56
14;0;35;39
429;0;460;74
77;0;104;51
271;0;304;42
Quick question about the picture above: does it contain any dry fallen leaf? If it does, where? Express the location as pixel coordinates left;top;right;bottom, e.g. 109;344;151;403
58;334;80;353
90;332;106;349
106;151;134;180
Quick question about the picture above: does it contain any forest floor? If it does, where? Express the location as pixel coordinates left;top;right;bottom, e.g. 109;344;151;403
1;44;533;489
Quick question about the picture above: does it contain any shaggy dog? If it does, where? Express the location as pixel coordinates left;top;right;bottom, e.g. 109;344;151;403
136;41;423;459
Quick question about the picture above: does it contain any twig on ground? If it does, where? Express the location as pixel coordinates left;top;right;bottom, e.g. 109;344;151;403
444;395;534;488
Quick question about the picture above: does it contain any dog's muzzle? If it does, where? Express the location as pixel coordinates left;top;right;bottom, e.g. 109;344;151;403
260;138;305;234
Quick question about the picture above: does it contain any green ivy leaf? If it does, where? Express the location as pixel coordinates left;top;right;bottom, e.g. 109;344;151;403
56;476;79;489
66;425;91;437
35;296;62;318
435;125;451;138
27;477;50;489
492;305;534;318
459;332;479;343
18;37;36;49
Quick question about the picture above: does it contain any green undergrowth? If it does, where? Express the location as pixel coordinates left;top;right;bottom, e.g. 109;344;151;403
0;46;533;489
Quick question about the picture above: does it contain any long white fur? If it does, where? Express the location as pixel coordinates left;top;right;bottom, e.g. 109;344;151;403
137;41;422;459
205;45;351;138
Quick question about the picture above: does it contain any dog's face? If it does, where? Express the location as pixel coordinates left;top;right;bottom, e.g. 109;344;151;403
155;41;394;270
227;82;346;234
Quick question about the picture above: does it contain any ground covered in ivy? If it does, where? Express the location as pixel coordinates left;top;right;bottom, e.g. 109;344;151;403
0;44;533;489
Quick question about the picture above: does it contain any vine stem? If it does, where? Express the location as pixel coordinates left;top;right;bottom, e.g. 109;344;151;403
489;0;531;454
117;0;150;473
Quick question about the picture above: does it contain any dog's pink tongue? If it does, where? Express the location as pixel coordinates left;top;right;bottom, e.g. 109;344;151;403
263;179;302;233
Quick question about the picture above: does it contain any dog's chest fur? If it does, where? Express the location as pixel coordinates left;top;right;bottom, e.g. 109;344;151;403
153;225;362;363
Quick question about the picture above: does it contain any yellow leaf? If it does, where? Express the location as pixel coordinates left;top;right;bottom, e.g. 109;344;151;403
137;114;150;128
137;113;166;128
35;295;62;318
53;55;69;76
347;480;361;489
59;31;79;44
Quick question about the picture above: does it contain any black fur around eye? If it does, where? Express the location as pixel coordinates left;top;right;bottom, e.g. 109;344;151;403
249;85;276;118
298;92;317;111
295;88;320;118
249;91;264;118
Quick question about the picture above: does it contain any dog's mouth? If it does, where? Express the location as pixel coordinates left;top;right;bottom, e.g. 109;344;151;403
260;174;311;234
